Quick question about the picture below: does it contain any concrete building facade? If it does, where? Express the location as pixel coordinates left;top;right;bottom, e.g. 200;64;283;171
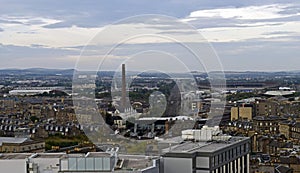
162;137;251;173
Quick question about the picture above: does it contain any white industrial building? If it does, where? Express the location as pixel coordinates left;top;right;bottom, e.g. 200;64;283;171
0;150;159;173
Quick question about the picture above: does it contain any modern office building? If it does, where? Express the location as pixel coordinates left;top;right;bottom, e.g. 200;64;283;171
161;127;251;173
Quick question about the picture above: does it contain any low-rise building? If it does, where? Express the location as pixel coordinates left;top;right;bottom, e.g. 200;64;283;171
0;151;160;173
253;115;286;135
291;122;300;142
279;120;294;139
279;156;300;173
231;106;253;121
255;99;280;116
0;137;45;153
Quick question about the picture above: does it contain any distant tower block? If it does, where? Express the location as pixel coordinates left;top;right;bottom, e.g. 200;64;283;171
121;64;126;110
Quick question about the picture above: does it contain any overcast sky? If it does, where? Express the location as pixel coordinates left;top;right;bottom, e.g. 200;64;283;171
0;0;300;71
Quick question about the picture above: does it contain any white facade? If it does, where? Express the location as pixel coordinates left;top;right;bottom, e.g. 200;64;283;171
0;159;27;173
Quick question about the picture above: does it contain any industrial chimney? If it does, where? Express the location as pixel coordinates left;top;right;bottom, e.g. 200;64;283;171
121;64;126;110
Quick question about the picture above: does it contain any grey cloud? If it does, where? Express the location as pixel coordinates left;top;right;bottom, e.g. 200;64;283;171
0;0;238;29
0;17;55;26
278;4;300;15
157;30;198;35
0;19;23;24
25;19;50;25
16;31;36;34
184;3;300;30
262;31;298;36
236;35;300;43
30;44;48;48
0;0;300;71
0;44;78;58
43;22;72;29
212;39;300;71
186;17;287;30
244;15;300;24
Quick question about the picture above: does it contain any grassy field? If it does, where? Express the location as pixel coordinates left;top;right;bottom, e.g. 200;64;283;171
45;134;89;150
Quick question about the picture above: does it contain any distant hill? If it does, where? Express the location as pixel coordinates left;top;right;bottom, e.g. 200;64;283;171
1;68;300;78
0;68;75;76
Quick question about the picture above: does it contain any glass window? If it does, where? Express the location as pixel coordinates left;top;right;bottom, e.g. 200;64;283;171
86;158;94;171
233;148;236;157
227;151;229;160
220;153;223;162
68;158;77;170
95;158;103;170
77;158;86;171
103;157;110;170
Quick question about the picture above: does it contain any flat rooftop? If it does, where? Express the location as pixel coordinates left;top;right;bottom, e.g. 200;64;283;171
0;153;32;160
164;137;250;154
0;153;85;160
117;155;158;170
86;152;111;157
0;152;159;171
31;153;72;159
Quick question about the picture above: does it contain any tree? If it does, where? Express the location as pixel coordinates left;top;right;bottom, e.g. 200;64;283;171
30;116;39;123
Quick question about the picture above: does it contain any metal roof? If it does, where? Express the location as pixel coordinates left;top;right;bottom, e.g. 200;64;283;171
0;137;28;146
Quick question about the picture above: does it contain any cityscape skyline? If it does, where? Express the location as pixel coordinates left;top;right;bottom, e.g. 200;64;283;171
1;1;300;173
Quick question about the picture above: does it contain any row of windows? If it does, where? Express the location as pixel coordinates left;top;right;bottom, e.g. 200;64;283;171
256;122;278;126
22;144;44;151
3;144;44;152
291;132;300;139
211;155;248;173
291;127;300;132
255;127;278;132
211;143;249;167
66;157;111;171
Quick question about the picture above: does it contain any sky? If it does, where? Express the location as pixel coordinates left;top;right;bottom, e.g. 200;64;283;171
0;0;300;71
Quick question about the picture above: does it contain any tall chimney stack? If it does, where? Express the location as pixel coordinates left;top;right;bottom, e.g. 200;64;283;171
121;64;126;110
